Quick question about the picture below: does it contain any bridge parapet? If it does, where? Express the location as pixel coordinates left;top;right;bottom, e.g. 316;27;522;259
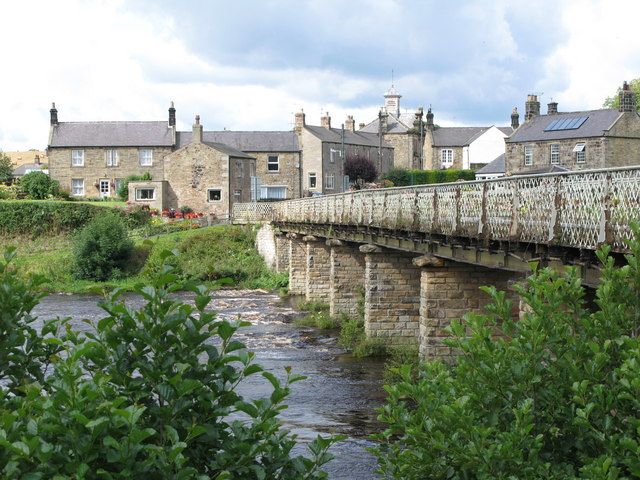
233;166;640;252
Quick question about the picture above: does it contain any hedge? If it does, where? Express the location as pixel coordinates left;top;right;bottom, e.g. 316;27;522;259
0;201;148;237
382;168;476;187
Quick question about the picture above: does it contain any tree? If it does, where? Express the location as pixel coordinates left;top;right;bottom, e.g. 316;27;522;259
19;170;58;199
0;151;13;184
603;78;640;111
375;227;640;478
344;155;378;187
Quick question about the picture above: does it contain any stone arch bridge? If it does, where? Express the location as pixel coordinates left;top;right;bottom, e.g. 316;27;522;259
233;166;640;358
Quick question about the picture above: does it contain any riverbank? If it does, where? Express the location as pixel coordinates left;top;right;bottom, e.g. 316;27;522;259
1;224;287;293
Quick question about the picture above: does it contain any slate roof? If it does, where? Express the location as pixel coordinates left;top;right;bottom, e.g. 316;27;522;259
201;141;254;159
13;164;47;176
476;153;505;175
49;121;174;147
506;109;622;143
305;125;392;148
178;131;299;152
432;127;489;147
498;127;514;136
359;113;419;134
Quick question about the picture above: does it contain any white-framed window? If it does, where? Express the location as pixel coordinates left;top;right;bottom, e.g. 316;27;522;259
71;149;84;167
208;188;222;202
106;149;118;167
524;145;533;166
135;188;155;200
573;143;586;163
139;149;153;166
308;172;317;189
236;160;244;178
259;185;287;200
330;148;342;163
440;149;453;168
267;155;279;172
71;178;84;196
325;174;335;190
550;144;560;165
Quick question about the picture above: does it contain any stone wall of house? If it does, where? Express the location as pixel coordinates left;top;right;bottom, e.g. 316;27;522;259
228;156;255;209
254;151;301;199
505;138;606;175
127;180;167;210
604;137;640;167
383;133;421;170
48;146;170;198
298;129;323;195
163;143;230;215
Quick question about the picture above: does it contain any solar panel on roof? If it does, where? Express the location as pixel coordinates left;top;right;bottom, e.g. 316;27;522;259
543;116;589;132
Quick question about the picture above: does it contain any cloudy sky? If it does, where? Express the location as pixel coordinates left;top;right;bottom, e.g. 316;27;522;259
1;0;639;151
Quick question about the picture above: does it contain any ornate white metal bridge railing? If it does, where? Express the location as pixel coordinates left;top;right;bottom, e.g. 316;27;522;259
232;166;640;252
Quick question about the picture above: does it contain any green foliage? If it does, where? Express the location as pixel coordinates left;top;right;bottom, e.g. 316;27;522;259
603;78;640;111
382;168;476;187
0;250;340;478
72;214;134;281
0;184;19;200
0;151;12;184
338;317;387;358
19;171;59;199
117;172;152;200
295;302;337;329
374;227;640;479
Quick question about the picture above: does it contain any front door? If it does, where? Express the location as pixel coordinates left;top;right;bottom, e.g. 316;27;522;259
99;179;110;197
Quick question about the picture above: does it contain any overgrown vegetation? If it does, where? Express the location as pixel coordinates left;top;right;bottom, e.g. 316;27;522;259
382;168;475;187
0;151;12;184
118;172;152;200
374;228;640;479
294;302;338;329
72;214;134;281
0;248;340;478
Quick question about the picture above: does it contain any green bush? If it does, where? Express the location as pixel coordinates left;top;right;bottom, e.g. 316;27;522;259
118;172;152;200
382;168;475;187
0;184;19;200
72;213;134;280
374;228;640;478
0;250;339;478
19;171;59;199
0;201;105;236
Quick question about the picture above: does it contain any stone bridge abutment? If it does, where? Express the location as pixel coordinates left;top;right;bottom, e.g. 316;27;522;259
259;224;523;359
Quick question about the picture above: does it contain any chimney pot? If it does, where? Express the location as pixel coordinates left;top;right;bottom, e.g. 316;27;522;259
511;107;520;129
345;115;355;132
193;115;203;143
525;94;540;122
619;80;637;112
168;101;176;127
426;107;434;131
50;102;58;126
294;110;306;133
547;101;558;115
321;112;331;129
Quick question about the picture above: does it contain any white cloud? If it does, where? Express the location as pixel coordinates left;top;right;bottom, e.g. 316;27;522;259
539;0;640;111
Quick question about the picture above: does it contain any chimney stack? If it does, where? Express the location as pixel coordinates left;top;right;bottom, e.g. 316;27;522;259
321;112;331;129
345;115;355;132
619;81;637;112
193;115;203;143
168;101;176;126
525;94;540;122
294;110;306;133
547;101;558;115
511;107;520;129
426;107;434;131
359;122;366;130
50;102;58;126
379;109;388;133
413;107;424;129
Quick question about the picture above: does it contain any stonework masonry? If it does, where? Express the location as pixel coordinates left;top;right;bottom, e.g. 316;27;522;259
364;249;421;344
288;236;306;295
329;243;365;318
274;234;289;273
305;238;331;302
419;263;520;360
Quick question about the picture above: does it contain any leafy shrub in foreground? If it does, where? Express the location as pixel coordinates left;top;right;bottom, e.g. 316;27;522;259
117;172;152;200
0;249;339;478
19;170;59;199
72;213;134;280
374;228;640;479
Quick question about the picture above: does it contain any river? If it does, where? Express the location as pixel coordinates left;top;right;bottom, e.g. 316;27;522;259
33;289;386;479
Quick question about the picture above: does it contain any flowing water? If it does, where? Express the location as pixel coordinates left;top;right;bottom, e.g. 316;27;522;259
33;289;386;479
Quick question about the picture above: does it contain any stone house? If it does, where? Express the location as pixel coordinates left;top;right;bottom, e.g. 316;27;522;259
294;111;394;195
129;117;255;216
423;108;513;171
177;130;300;200
359;85;426;170
505;82;640;175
